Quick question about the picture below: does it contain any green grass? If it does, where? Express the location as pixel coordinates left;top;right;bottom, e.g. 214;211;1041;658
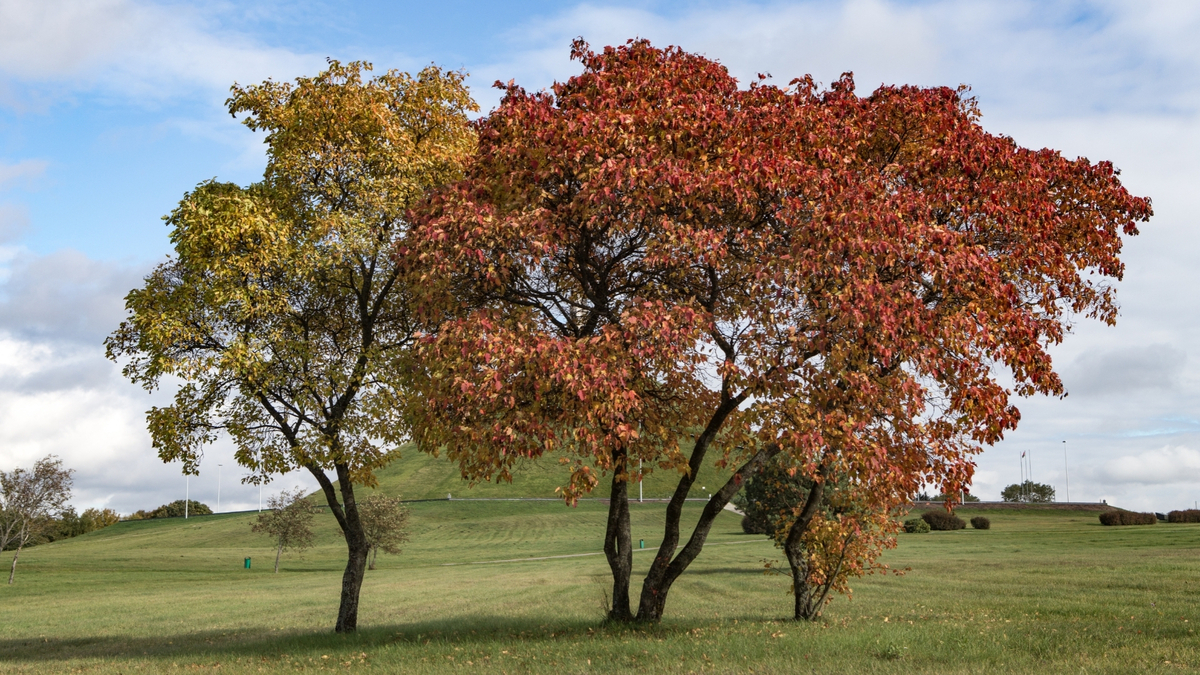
2;501;1199;673
370;446;736;500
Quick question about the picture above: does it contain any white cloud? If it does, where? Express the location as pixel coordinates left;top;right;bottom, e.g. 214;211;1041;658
469;0;1200;118
0;159;48;188
0;204;29;243
0;331;317;514
1097;446;1200;486
0;0;325;104
0;248;148;345
470;0;939;112
1063;344;1188;398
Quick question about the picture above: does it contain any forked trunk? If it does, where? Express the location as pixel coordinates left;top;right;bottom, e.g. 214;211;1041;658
7;546;20;585
603;448;634;622
782;477;828;621
635;444;779;621
787;530;849;621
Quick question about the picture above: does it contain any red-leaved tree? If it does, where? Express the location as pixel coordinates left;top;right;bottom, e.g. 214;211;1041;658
408;40;1151;622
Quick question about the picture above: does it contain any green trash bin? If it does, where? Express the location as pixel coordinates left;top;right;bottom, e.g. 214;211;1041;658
244;557;251;569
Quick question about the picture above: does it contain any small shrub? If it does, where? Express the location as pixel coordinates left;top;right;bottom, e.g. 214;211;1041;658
1167;509;1200;523
903;518;930;533
921;511;966;531
970;516;990;530
741;514;768;535
1099;510;1156;526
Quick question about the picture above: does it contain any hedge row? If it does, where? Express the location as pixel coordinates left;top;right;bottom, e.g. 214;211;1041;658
1168;509;1200;523
1099;511;1156;526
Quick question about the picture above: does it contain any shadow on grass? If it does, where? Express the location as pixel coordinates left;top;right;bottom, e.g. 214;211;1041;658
684;566;772;576
0;615;753;665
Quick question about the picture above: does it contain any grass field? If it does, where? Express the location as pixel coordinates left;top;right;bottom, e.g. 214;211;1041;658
2;494;1199;674
367;446;737;501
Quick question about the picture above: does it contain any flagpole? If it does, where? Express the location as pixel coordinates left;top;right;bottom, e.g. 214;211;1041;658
1020;451;1026;501
1063;440;1070;503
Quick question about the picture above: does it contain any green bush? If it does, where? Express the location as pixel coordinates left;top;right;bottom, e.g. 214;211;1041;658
153;500;212;518
741;514;768;535
970;516;990;530
903;518;930;533
921;511;966;531
734;455;814;538
1099;510;1156;526
127;500;213;520
1167;509;1200;523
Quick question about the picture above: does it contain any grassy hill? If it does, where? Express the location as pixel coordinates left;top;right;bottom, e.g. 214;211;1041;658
368;446;737;501
2;502;1198;674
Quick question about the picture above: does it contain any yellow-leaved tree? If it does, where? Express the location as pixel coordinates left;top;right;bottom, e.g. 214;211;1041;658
106;60;475;632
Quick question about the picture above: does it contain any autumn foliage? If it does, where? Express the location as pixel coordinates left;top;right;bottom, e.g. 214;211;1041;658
108;61;477;632
105;36;1152;627
406;39;1150;622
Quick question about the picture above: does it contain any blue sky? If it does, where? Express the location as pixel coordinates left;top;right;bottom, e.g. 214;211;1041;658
2;0;1199;514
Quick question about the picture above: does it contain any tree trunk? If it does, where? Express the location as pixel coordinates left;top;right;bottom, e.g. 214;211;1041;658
785;538;815;619
368;545;377;571
8;545;20;585
305;461;370;633
635;444;779;621
334;463;369;633
603;448;634;622
782;475;827;621
337;537;369;632
275;543;283;573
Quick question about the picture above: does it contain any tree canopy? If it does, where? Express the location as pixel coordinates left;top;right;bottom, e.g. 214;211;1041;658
106;60;477;632
408;39;1151;622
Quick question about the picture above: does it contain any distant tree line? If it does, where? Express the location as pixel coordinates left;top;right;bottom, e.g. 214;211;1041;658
126;500;212;520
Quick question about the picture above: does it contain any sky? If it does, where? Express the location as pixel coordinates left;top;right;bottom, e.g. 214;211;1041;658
1;0;1198;514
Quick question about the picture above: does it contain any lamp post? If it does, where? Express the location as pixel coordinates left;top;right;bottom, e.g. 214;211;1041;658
217;463;223;513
